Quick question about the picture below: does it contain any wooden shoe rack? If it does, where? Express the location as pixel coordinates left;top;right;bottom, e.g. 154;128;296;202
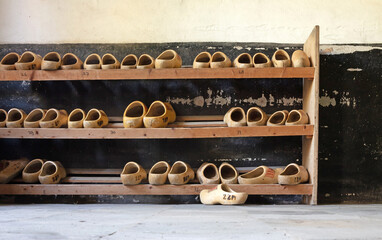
0;26;319;204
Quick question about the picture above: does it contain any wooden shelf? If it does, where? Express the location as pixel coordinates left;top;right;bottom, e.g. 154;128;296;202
0;184;313;195
0;67;315;81
0;125;313;139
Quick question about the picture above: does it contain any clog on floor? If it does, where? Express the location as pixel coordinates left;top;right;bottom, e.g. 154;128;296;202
39;109;68;128
84;53;102;69
121;162;147;185
267;110;289;126
197;162;220;184
233;53;253;68
0;109;7;127
0;158;29;183
6;108;27;128
200;183;248;205
253;53;272;68
24;108;46;128
0;52;20;70
68;108;86;128
143;101;176;128
286;109;309;125
22;158;44;183
219;162;238;184
101;54;120;69
83;109;108;128
123;101;147;128
210;52;231;68
247;107;268;126
168;161;195;185
278;163;309;185
223;107;246;127
155;50;182;68
38;161;66;184
291;50;310;67
148;161;170;185
61;53;83;70
15;51;42;70
271;49;291;67
121;54;138;69
193;52;211;68
41;52;61;70
238;166;282;184
137;54;155;69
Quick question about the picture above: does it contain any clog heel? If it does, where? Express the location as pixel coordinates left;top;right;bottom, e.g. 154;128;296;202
286;109;309;125
6;108;27;128
38;161;66;184
168;161;195;185
68;108;86;128
278;163;309;185
61;53;83;69
83;109;108;128
193;52;211;68
272;49;291;67
223;107;246;127
253;53;272;68
246;107;268;126
219;163;238;184
137;54;155;69
0;52;20;70
267;110;289;126
291;50;310;67
210;52;231;68
155;50;182;68
24;108;46;128
84;53;102;69
148;161;170;185
22;159;44;183
15;51;42;70
101;54;120;69
123;101;147;128
121;54;138;69
121;162;147;185
41;52;61;70
233;53;253;68
143;101;176;128
197;162;220;184
200;184;248;205
39;108;68;128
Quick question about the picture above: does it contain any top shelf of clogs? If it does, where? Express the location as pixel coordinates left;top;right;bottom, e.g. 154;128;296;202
0;67;315;81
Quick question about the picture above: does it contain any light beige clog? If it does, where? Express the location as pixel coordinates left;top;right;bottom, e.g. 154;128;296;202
39;109;68;128
267;110;289;126
6;108;27;128
120;162;147;185
61;53;83;70
148;161;170;185
246;107;268;126
137;54;155;69
0;109;7;127
210;52;231;68
24;108;46;128
278;163;309;185
193;52;211;68
101;54;120;69
15;51;42;70
84;53;102;69
291;50;310;67
200;184;248;205
38;161;66;184
155;50;182;69
123;101;147;128
83;109;108;128
0;52;20;70
223;107;246;127
0;158;29;184
41;52;61;70
219;162;238;184
233;53;253;68
168;161;195;185
22;159;44;183
68;108;86;128
286;109;309;125
121;54;138;69
238;166;282;184
143;101;176;128
197;162;220;184
253;53;272;68
272;49;291;68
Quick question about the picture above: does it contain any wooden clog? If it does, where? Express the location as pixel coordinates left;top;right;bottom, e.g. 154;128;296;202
0;52;20;70
15;51;42;70
137;54;155;69
238;166;282;184
22;159;44;183
0;158;29;183
210;52;231;68
233;53;253;68
196;162;220;184
84;53;102;69
247;107;268;126
219;162;238;184
291;50;310;67
83;109;108;128
121;54;138;69
68;108;86;128
143;101;176;128
120;162;147;185
148;161;170;185
123;101;147;128
267;110;289;126
286;109;309;125
101;54;120;69
193;52;211;68
168;161;195;185
6;108;27;128
278;163;309;185
272;49;291;67
253;53;272;68
200;183;248;205
0;109;7;127
38;161;66;184
223;107;246;127
24;108;46;128
155;50;182;69
41;52;61;70
61;53;83;70
39;109;68;128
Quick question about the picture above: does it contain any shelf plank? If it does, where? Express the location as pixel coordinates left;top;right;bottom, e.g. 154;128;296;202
0;125;313;139
0;184;313;195
0;67;315;81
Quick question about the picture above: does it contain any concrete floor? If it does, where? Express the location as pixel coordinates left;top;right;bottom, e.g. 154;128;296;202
0;204;381;240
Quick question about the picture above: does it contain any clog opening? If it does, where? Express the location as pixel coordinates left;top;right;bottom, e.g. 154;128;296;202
170;162;186;174
0;161;9;171
43;110;58;121
212;53;226;62
40;163;57;176
231;109;244;121
62;55;77;65
8;110;22;121
196;53;210;63
86;110;100;121
248;109;262;122
138;55;152;66
19;53;35;63
275;51;288;60
269;112;285;124
70;111;84;121
158;51;175;60
220;184;234;193
146;103;165;117
241;167;263;178
281;165;298;176
254;54;268;64
203;165;218;179
124;163;139;174
26;110;44;122
86;55;100;64
122;56;137;65
44;53;60;62
1;54;19;65
151;163;168;174
238;54;251;63
103;55;116;65
24;160;43;173
125;104;144;117
287;111;301;123
220;165;236;179
0;110;6;122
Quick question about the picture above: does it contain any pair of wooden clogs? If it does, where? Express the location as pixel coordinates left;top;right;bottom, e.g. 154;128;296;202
224;107;309;127
193;52;232;68
119;50;182;69
83;53;120;69
22;159;66;184
120;161;195;185
197;162;239;184
123;101;176;128
68;108;108;128
0;108;67;128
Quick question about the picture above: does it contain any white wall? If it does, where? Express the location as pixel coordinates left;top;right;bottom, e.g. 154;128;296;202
0;0;380;44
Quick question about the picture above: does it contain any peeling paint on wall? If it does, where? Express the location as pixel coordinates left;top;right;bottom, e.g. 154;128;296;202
320;45;382;55
320;90;358;109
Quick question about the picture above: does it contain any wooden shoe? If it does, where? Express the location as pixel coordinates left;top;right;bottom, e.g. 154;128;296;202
38;161;66;184
200;183;248;205
267;110;289;126
68;108;86;128
278;163;309;185
253;53;272;68
0;52;20;70
210;52;231;68
272;49;291;67
223;107;246;127
292;50;310;67
0;158;29;183
39;109;68;128
61;53;83;69
6;108;27;128
84;53;101;69
137;54;155;69
238;166;282;184
155;50;182;68
41;52;61;70
123;101;147;128
193;52;211;68
219;163;238;184
247;107;268;126
233;53;253;68
121;54;138;69
0;109;7;127
197;162;220;184
120;162;147;185
148;161;170;185
15;51;42;70
168;161;195;185
143;101;176;128
101;53;120;69
83;109;108;128
22;159;44;183
24;108;46;128
286;109;309;125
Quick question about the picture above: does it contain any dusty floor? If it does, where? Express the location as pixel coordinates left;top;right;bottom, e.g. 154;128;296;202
0;204;381;240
